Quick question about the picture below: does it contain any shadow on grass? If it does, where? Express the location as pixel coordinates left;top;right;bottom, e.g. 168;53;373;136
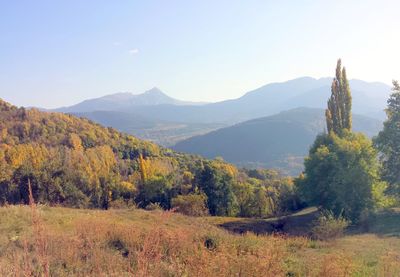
348;208;400;238
218;207;319;237
219;207;400;238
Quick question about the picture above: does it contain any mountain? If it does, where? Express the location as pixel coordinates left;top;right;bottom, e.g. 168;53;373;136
73;110;225;146
55;87;206;113
173;108;383;175
280;80;391;119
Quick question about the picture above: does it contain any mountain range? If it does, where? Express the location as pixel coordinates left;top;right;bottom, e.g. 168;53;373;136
54;77;391;123
44;77;390;173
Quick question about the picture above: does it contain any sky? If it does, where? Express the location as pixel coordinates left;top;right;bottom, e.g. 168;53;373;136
1;0;400;108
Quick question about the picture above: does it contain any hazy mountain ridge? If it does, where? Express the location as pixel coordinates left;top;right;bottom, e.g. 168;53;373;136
80;77;389;125
54;87;207;113
173;107;383;175
53;77;391;122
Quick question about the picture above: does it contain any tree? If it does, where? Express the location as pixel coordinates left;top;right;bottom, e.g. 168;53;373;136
136;175;173;209
199;163;238;216
297;131;384;221
68;133;83;151
325;59;352;135
233;182;256;217
138;153;147;183
374;80;400;195
252;186;271;217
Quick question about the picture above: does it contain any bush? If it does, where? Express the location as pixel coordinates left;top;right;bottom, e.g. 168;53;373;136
311;211;349;241
203;234;221;251
109;199;135;210
171;193;208;216
145;202;163;211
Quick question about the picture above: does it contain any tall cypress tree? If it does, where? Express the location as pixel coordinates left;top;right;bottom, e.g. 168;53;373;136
325;59;352;134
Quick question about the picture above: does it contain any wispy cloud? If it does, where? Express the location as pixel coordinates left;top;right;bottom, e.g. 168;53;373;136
129;48;139;55
113;41;122;46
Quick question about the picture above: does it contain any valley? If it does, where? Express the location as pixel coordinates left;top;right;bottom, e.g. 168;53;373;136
49;77;388;175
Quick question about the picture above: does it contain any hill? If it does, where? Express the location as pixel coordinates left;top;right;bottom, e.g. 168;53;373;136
0;99;298;218
0;99;214;208
1;205;399;276
173;108;383;175
0;98;174;208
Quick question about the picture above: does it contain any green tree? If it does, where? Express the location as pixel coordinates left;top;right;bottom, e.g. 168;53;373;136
252;186;271;217
375;80;400;195
325;59;352;135
297;131;383;221
136;175;173;209
233;182;255;217
199;163;238;216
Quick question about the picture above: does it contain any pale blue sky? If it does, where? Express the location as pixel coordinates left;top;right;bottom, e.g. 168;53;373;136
1;0;399;108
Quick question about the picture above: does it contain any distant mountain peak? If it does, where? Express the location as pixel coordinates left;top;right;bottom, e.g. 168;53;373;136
141;87;170;98
144;87;164;94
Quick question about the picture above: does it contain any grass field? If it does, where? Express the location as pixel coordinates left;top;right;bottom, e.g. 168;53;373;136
0;205;399;276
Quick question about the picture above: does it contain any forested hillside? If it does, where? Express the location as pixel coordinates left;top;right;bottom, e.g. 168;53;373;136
174;108;382;175
0;99;298;217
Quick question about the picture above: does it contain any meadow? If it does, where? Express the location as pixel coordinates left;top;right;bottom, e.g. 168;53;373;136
1;204;399;276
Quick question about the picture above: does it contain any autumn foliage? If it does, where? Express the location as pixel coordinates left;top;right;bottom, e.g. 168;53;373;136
0;99;298;216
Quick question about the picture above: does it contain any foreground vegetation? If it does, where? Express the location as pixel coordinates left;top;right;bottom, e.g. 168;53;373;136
1;205;400;276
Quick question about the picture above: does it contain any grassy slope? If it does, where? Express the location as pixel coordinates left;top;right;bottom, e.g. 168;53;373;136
1;206;399;276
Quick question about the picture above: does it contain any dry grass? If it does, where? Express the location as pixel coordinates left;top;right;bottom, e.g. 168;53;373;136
0;205;399;276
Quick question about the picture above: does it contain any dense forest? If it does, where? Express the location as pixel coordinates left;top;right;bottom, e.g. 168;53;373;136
0;99;298;217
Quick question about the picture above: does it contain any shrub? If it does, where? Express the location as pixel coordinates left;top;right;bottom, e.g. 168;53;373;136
145;202;163;211
202;234;221;251
311;211;349;241
109;199;135;210
171;193;208;216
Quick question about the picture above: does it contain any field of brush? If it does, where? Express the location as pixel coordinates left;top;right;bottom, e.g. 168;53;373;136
1;205;399;276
